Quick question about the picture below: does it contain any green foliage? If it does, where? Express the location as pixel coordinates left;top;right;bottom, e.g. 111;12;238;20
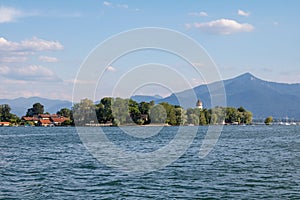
149;104;167;124
112;98;130;125
95;97;114;124
72;98;96;126
128;99;141;124
0;104;20;124
1;97;254;127
264;116;273;125
0;104;11;121
26;103;44;117
185;106;252;126
61;119;73;126
57;108;72;118
159;102;178;125
224;107;252;125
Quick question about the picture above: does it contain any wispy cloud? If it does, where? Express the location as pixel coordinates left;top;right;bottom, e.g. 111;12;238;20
0;6;22;23
0;37;63;52
39;55;59;63
103;1;112;7
117;4;129;9
238;9;250;17
186;19;254;35
188;11;208;17
103;1;131;10
0;37;63;64
0;6;41;23
0;56;27;63
0;65;61;82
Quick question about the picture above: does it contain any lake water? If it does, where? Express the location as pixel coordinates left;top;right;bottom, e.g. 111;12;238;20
1;126;299;199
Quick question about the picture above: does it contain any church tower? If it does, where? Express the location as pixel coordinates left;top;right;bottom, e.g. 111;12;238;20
196;99;203;109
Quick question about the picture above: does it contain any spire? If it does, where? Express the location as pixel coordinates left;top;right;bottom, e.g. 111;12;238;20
196;99;203;109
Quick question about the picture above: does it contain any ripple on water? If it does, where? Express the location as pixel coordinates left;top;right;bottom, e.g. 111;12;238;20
0;126;299;199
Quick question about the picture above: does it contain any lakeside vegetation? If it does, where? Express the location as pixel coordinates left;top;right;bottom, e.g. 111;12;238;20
0;97;253;126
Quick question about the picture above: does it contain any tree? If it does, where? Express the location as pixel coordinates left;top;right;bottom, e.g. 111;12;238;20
95;97;114;124
149;104;166;124
0;104;20;124
189;113;199;125
159;102;177;125
72;98;96;126
0;104;11;121
199;111;207;125
112;98;130;125
264;116;273;125
128;99;140;124
175;107;186;125
57;108;71;118
26;103;44;116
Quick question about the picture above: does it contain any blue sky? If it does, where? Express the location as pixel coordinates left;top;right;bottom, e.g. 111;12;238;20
0;0;299;100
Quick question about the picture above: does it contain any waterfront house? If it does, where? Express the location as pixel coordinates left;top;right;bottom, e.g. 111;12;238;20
0;122;10;126
38;119;52;127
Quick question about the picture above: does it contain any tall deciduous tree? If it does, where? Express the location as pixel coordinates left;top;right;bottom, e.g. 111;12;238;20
26;103;44;116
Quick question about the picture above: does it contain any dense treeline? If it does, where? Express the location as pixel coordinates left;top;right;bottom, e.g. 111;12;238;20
72;98;253;126
0;97;253;126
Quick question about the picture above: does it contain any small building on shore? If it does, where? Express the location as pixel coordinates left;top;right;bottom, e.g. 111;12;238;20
0;122;10;126
38;119;52;127
22;114;69;126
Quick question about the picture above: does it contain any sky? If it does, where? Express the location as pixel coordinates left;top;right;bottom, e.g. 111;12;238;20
0;0;300;101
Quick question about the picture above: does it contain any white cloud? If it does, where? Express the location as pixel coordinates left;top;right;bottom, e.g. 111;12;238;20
189;11;208;17
39;55;58;63
103;1;130;9
0;6;39;23
103;1;112;6
0;37;63;65
0;6;22;23
0;56;27;63
106;66;117;72
238;9;250;17
187;19;254;35
21;37;63;51
0;65;61;82
0;37;63;52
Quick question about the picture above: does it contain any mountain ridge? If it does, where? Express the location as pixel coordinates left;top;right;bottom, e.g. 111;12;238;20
1;73;300;119
158;72;300;119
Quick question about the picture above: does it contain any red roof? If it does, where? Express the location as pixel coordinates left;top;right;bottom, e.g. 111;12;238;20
39;114;51;118
39;119;51;124
0;122;10;125
51;117;69;123
22;117;39;121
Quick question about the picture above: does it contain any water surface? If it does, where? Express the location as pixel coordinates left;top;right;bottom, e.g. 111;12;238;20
1;126;299;199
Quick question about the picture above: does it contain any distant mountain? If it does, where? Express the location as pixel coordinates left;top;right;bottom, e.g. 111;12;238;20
157;73;300;119
0;97;72;117
131;95;163;103
2;73;300;119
